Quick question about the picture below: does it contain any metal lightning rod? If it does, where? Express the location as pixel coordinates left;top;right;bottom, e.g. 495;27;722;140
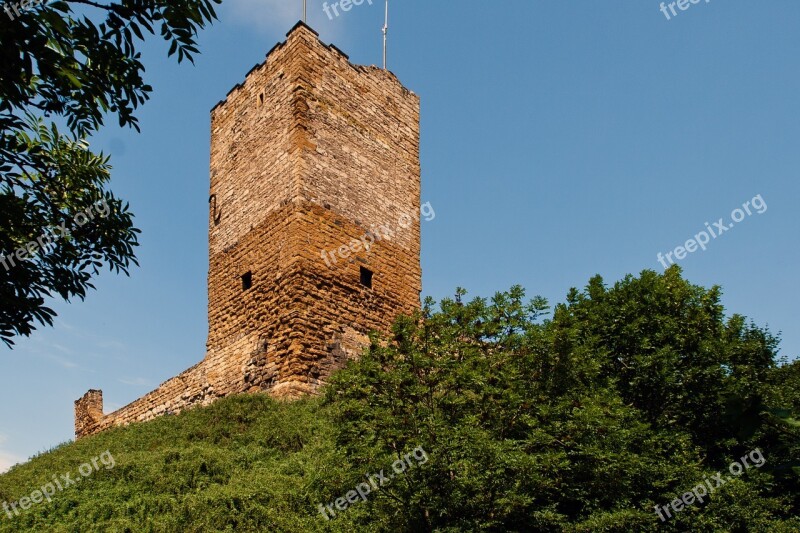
382;0;388;70
303;0;307;23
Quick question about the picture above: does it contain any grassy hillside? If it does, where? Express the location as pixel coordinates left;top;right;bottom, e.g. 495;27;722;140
0;394;367;532
3;273;799;531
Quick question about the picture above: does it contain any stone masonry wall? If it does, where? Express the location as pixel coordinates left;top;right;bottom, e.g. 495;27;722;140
75;22;421;438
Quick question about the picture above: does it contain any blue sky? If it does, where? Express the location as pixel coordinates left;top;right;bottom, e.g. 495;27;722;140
2;0;798;471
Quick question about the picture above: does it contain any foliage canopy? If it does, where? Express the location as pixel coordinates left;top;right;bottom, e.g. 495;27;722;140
1;268;798;531
0;0;220;346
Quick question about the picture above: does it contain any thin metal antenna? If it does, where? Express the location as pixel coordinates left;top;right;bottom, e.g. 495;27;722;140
303;0;307;23
382;0;389;70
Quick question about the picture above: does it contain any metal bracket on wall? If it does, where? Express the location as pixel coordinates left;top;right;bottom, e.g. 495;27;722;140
209;194;222;225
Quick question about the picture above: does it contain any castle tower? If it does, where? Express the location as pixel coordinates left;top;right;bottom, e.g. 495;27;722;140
205;21;422;397
74;22;421;438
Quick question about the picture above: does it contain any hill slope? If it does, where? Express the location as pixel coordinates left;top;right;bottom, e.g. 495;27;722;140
3;272;800;532
0;395;359;532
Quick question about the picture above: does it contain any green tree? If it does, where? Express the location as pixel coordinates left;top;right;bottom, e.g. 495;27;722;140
0;0;220;346
325;271;800;531
325;286;693;531
557;266;781;460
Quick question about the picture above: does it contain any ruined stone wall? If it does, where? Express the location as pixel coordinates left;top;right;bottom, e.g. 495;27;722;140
75;22;421;438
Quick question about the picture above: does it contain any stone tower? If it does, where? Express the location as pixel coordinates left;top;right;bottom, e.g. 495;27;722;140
74;22;421;438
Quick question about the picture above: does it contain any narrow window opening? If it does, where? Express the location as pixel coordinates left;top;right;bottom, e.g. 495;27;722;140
259;93;264;105
360;267;373;289
242;271;253;291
